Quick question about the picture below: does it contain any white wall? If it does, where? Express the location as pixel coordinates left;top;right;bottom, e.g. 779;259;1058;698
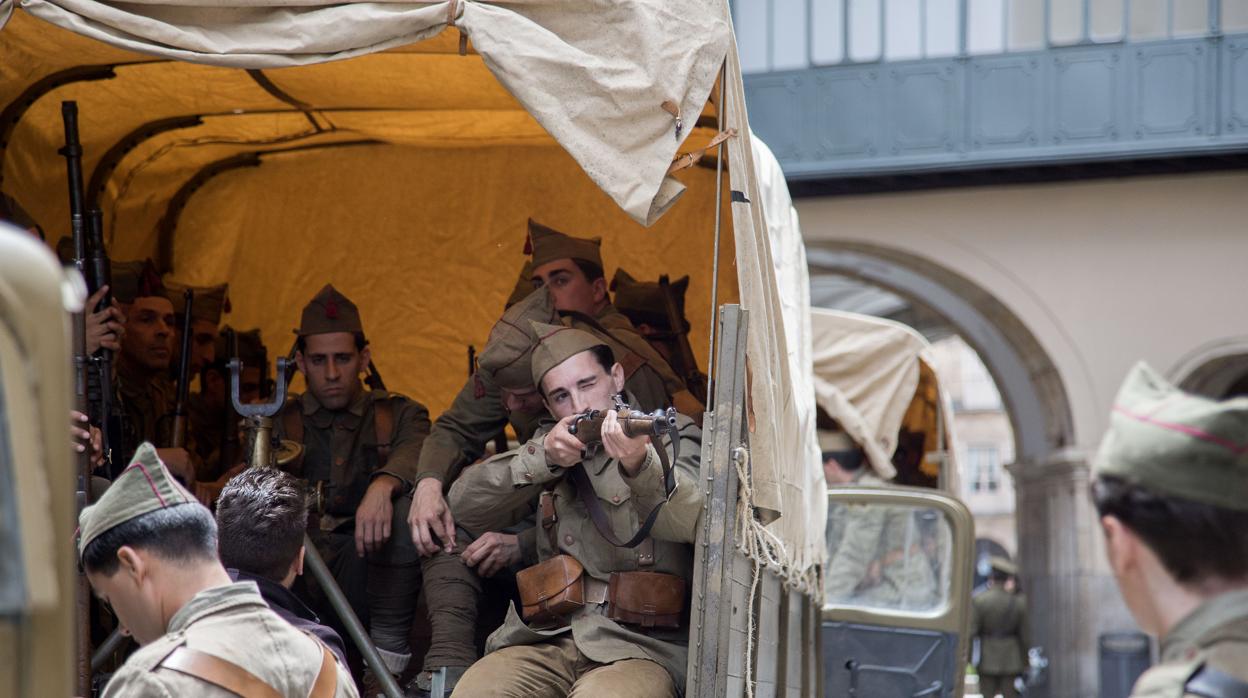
798;171;1248;456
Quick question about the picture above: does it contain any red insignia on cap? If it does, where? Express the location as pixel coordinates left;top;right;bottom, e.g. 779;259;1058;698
523;233;533;256
325;299;339;319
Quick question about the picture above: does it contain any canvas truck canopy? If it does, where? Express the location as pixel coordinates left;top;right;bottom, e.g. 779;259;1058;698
811;308;961;490
0;1;826;589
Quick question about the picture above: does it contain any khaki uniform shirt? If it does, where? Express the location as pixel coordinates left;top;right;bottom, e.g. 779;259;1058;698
824;471;938;610
102;581;358;698
447;409;703;687
1129;589;1248;697
276;388;430;517
187;392;227;480
971;587;1029;676
115;358;176;459
414;303;687;486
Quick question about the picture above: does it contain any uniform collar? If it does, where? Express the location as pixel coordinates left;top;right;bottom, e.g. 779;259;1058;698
229;569;321;624
166;581;269;636
1161;588;1248;662
300;384;370;417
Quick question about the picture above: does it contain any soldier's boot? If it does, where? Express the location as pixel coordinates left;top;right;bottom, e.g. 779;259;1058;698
409;665;468;698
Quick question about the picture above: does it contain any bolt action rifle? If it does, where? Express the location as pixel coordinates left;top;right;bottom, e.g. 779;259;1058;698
169;289;194;452
61;98;94;698
657;275;709;403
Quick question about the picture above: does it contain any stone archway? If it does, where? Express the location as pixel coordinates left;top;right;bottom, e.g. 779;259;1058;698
1170;338;1248;399
806;240;1128;698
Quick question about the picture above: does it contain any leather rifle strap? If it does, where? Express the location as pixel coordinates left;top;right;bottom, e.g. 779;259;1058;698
305;631;339;698
373;398;394;469
569;433;678;549
281;400;306;475
159;645;283;698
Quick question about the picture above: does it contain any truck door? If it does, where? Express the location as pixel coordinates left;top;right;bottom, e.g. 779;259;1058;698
822;486;974;698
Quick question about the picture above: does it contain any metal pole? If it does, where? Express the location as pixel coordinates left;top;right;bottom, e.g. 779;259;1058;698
303;537;403;698
843;0;852;62
1082;0;1091;42
90;628;132;672
958;0;969;55
705;61;728;409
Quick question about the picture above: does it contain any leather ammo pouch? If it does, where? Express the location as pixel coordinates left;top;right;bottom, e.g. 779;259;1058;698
516;554;585;624
607;571;686;629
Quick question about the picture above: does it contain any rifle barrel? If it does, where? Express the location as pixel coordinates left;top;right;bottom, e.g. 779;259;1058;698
171;290;194;448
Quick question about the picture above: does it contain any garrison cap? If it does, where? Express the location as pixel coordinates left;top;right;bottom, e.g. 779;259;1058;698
164;280;230;326
478;288;559;391
506;261;537;310
77;442;197;561
526;219;603;271
989;556;1018;576
610;269;691;333
818;430;858;454
298;284;363;337
528;320;608;389
215;327;266;367
1093;362;1248;511
110;259;165;305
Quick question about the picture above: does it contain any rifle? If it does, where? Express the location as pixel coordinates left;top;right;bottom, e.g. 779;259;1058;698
657;275;708;402
170;289;194;450
85;208;116;469
219;327;240;469
364;358;386;392
566;401;679;448
60;98;93;698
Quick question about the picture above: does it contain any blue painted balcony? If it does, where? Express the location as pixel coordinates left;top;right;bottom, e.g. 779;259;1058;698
738;0;1248;181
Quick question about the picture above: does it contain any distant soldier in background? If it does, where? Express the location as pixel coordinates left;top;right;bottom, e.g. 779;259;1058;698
1092;363;1248;698
971;557;1029;698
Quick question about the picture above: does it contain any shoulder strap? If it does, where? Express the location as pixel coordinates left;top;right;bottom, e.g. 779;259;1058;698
281;398;306;475
1187;664;1248;698
374;397;396;468
302;630;340;698
159;645;283;698
568;432;679;549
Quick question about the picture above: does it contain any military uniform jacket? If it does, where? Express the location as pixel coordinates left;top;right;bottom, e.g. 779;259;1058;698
1129;589;1248;698
824;471;938;610
971;587;1029;676
187;392;227;480
276;388;430;517
112;358;178;475
101;581;358;698
414;303;683;486
448;406;703;688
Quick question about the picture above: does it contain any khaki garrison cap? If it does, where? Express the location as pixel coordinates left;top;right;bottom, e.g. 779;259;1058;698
611;269;690;333
478;288;559;391
526;219;603;270
1093;362;1248;512
989;556;1018;576
817;430;858;454
77;443;196;561
506;261;537;310
164;280;230;326
110;259;165;305
528;321;608;389
298;284;363;337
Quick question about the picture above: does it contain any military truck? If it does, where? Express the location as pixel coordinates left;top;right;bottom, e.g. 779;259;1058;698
0;1;975;695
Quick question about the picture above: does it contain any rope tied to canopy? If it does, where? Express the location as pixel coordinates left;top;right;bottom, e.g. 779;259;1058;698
447;0;467;55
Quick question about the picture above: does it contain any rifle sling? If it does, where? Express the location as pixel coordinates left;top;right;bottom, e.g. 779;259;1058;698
568;432;678;549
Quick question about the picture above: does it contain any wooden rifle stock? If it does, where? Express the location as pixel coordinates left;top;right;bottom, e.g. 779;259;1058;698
61;98;93;698
567;406;679;446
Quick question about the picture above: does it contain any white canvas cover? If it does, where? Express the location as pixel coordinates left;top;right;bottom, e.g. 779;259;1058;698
0;0;824;588
811;308;959;485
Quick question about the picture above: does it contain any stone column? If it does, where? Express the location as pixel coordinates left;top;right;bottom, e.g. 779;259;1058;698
1008;451;1139;698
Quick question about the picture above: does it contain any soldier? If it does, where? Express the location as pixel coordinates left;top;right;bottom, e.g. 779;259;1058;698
822;430;937;610
111;259;196;482
449;322;704;697
78;442;357;697
276;284;431;689
165;280;228;377
971;557;1029;698
609;269;708;401
216;467;350;668
1092;363;1248;697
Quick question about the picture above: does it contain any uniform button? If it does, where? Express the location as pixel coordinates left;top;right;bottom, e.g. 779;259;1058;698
527;445;536;455
524;472;534;481
335;457;345;466
611;495;621;503
563;534;574;546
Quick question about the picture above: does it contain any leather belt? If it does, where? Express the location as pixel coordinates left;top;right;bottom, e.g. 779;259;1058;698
585;577;609;605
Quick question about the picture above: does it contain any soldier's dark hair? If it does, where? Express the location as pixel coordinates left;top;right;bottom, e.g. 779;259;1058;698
990;569;1011;584
295;331;367;354
215;468;308;583
822;449;865;472
81;504;218;576
573;259;605;283
589;343;616;374
1091;475;1248;583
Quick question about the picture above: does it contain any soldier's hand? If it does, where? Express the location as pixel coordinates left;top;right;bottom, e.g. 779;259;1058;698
84;285;126;354
462;532;521;578
355;475;400;558
543;415;585;468
156;447;196;484
409;477;456;557
70;410;104;469
601;410;649;475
